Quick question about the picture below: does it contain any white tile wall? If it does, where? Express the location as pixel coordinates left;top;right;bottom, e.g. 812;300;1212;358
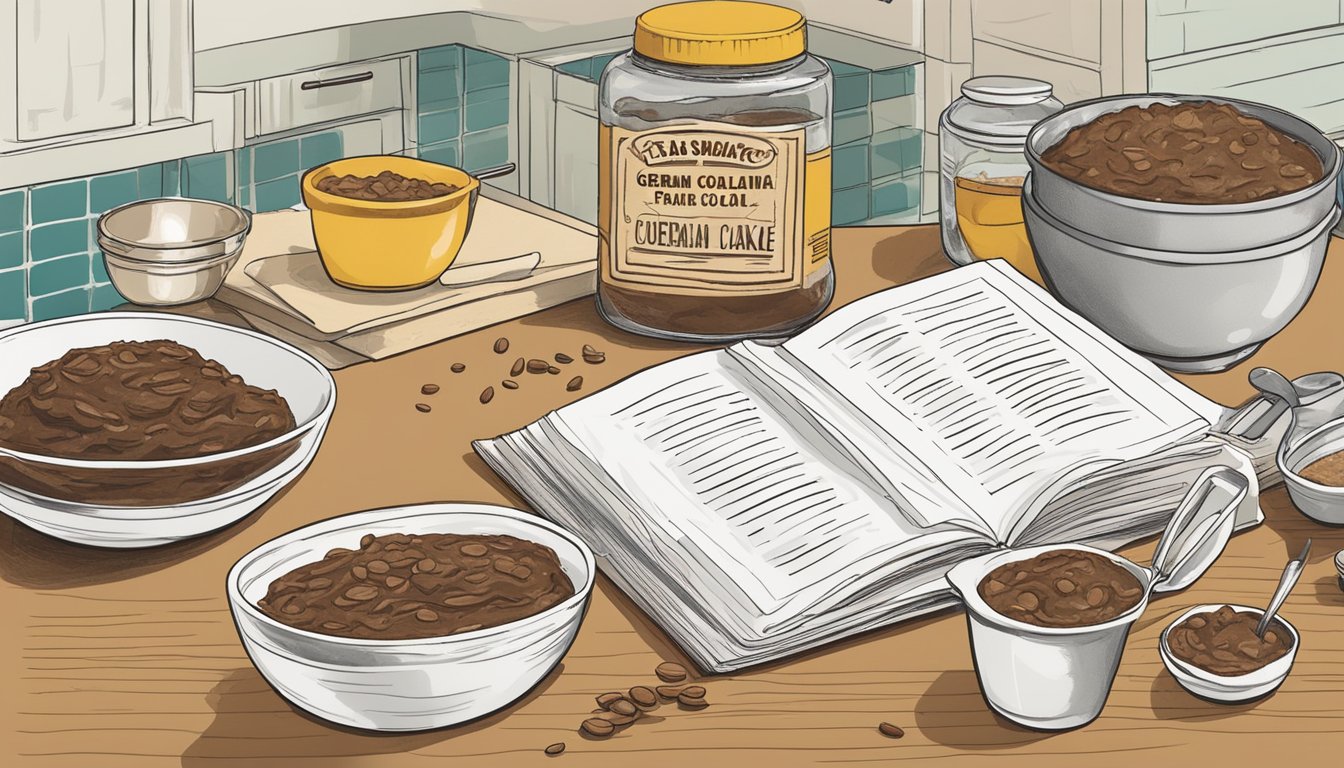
1146;0;1342;60
971;40;1102;103
1150;26;1344;135
971;0;1104;66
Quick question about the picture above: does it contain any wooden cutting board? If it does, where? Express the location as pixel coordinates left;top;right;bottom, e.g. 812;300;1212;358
213;189;598;367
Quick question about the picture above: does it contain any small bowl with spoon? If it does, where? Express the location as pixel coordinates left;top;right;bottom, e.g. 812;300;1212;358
1247;367;1344;525
1159;539;1308;703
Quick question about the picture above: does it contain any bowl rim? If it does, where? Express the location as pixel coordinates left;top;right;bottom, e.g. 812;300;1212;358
1279;416;1344;493
950;542;1152;637
1023;174;1341;264
300;154;481;217
1159;602;1298;686
1025;93;1342;212
96;196;253;251
226;502;597;652
0;312;337;470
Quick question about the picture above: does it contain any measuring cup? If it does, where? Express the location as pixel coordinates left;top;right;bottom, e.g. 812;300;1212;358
945;466;1250;730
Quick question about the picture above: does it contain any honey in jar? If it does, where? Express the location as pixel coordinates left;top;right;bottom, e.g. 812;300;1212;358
939;77;1062;284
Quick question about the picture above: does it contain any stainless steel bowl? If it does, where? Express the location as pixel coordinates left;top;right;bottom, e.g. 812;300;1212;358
1022;175;1338;373
96;198;252;306
1025;94;1341;252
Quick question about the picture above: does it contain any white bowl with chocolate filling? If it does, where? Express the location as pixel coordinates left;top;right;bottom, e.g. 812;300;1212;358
945;466;1249;730
227;502;595;732
1159;603;1298;703
1278;415;1344;525
0;313;335;547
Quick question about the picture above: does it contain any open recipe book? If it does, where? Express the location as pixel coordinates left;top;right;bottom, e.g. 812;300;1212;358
475;260;1265;672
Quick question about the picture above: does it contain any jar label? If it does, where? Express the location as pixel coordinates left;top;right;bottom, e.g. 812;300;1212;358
603;122;825;295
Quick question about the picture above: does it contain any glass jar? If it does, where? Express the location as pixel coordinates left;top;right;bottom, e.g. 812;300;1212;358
939;76;1062;283
597;1;834;342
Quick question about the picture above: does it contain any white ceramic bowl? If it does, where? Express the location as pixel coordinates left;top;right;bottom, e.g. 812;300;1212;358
1023;175;1338;373
1159;603;1298;702
1278;416;1344;525
946;543;1153;731
227;503;595;732
1025;94;1342;252
0;313;335;547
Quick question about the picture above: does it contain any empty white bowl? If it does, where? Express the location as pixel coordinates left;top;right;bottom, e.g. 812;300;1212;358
227;503;595;732
0;313;335;547
1159;603;1298;703
1278;416;1344;525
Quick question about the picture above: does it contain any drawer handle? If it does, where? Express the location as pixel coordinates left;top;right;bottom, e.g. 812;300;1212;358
300;71;375;90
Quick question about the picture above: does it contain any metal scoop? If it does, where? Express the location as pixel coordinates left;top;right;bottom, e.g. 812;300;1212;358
1255;538;1311;639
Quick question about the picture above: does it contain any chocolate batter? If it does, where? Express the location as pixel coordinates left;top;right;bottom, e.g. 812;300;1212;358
1167;605;1293;675
1041;101;1323;204
258;532;576;640
979;549;1145;628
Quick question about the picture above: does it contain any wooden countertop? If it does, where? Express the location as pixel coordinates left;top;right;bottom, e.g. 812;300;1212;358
4;226;1344;767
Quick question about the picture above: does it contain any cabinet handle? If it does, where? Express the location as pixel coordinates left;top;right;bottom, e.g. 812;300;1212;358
300;71;375;90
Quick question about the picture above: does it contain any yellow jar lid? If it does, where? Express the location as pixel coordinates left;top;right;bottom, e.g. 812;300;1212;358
634;1;806;67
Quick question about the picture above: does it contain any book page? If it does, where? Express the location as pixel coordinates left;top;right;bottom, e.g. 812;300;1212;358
771;260;1221;541
547;351;981;617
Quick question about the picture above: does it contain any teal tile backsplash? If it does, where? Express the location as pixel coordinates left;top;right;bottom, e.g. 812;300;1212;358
0;150;234;323
238;130;345;213
415;44;511;173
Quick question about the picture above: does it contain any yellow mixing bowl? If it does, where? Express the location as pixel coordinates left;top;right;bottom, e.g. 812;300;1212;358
301;155;480;291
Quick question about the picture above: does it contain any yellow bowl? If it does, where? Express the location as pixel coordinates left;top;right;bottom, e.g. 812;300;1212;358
301;155;480;291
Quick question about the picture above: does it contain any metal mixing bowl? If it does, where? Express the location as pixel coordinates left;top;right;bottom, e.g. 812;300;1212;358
1022;175;1338;373
1025;94;1341;252
96;198;252;306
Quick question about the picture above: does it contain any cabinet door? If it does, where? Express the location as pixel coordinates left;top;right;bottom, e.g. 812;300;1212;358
15;0;136;140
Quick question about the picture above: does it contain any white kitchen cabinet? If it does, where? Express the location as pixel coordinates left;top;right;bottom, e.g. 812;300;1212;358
0;0;207;188
1;0;192;143
12;1;136;140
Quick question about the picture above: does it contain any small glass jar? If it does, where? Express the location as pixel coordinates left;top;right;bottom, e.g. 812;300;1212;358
939;76;1062;283
597;1;834;342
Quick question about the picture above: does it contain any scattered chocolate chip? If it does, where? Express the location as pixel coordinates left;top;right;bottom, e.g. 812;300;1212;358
878;722;905;739
494;337;510;354
655;685;684;701
608;699;639;717
544;742;566;755
567;376;583;392
527;359;551;374
655;662;688;682
480;386;495;404
502;379;519;390
596;692;625;710
420;383;440;395
511;357;526;376
677;692;708;710
581;717;615;738
628;686;658;709
415;403;431;413
555;352;574;364
548;366;562;375
451;363;466;373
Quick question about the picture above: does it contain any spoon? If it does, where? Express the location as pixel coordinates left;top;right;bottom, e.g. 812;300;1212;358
1233;370;1344;441
1256;538;1311;639
470;162;517;181
1249;367;1301;408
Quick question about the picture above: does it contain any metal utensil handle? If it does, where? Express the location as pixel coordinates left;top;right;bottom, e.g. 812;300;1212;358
300;71;374;90
471;162;516;181
1256;538;1311;638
